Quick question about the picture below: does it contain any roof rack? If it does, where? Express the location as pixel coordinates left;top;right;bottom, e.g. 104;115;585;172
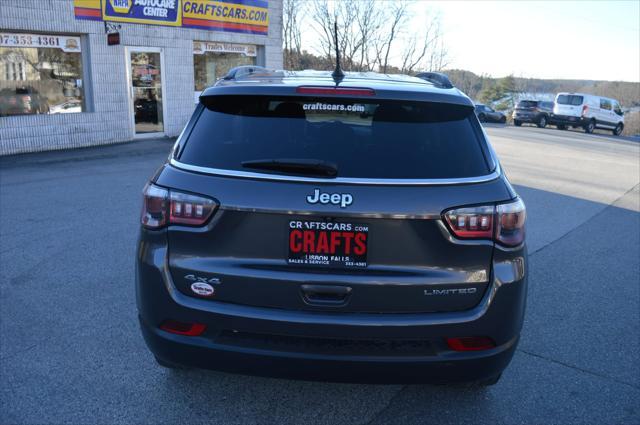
222;65;270;80
414;72;454;89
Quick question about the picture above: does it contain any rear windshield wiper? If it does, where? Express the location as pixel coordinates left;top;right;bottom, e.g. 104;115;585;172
241;158;338;178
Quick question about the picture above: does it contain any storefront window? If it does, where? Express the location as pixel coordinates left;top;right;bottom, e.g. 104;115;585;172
0;32;84;117
193;41;257;95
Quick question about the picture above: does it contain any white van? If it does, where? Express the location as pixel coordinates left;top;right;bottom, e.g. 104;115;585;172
553;93;624;135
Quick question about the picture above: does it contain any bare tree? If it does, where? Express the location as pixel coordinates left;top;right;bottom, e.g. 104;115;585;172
353;0;384;71
298;0;448;75
309;0;336;65
425;34;449;72
374;1;408;74
282;0;305;69
399;11;449;74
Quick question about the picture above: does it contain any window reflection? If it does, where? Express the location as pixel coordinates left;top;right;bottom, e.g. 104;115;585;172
193;44;257;92
0;34;84;116
131;52;163;133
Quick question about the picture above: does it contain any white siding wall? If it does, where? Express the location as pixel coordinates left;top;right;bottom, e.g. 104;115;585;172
0;0;283;155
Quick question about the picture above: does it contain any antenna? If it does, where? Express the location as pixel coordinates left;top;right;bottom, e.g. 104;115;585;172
331;21;344;81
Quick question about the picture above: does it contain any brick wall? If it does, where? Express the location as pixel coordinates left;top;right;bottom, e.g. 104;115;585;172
0;0;283;155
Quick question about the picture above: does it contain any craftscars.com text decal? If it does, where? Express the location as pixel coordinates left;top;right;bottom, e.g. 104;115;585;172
73;0;269;35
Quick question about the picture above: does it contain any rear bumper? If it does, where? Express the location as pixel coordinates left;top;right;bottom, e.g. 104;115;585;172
512;112;544;123
136;231;528;384
140;316;519;383
552;114;586;126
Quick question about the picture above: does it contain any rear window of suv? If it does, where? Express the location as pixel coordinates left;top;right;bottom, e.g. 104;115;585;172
557;95;584;105
178;95;490;180
517;101;538;108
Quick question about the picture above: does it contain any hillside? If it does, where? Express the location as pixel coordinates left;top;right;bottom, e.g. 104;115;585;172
445;69;640;108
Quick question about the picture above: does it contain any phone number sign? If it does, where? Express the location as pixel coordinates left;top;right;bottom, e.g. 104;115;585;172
0;33;81;52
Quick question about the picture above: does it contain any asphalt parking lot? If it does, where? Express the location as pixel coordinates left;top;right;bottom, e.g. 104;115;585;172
1;125;638;425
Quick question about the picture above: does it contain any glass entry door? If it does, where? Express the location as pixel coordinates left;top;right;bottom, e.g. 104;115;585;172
129;51;164;134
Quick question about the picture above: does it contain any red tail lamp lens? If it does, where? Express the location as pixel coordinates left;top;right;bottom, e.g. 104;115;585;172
296;86;375;96
141;184;218;229
169;190;218;226
446;337;496;351
582;105;589;116
443;198;526;247
444;205;494;239
141;184;169;229
496;198;526;246
160;320;207;336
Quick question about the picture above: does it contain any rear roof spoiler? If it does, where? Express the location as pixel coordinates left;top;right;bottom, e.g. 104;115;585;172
415;72;454;89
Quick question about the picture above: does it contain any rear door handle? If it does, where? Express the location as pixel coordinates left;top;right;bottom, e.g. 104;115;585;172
301;284;352;306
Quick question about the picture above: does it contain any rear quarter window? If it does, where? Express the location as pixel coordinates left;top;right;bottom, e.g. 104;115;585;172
557;95;584;105
178;95;491;180
599;99;612;110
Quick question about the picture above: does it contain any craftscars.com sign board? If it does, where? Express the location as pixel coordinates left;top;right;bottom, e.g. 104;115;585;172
73;0;269;35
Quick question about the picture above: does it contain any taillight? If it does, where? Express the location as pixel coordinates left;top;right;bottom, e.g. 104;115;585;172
495;198;526;246
296;86;375;96
446;336;496;351
443;198;526;247
141;183;217;229
141;184;168;229
582;105;588;116
444;205;494;239
169;190;218;226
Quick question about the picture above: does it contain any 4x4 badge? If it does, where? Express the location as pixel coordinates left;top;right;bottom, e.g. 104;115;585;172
184;274;221;285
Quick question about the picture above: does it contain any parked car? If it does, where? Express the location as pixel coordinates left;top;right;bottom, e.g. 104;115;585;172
513;100;554;128
553;92;624;135
49;99;82;114
134;98;160;124
474;104;507;123
0;86;49;116
136;67;527;386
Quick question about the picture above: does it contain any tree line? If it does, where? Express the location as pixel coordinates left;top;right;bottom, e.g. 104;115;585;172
447;70;640;109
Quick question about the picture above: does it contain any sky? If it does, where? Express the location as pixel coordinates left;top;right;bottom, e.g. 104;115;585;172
297;0;640;82
424;0;640;82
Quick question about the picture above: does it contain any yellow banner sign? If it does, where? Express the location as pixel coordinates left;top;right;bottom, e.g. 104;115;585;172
73;0;269;35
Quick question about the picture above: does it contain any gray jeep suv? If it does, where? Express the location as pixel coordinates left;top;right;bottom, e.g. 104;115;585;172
136;68;527;385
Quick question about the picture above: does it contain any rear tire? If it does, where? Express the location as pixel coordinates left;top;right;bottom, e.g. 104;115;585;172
478;113;486;122
537;116;547;128
584;119;596;134
154;356;187;370
500;116;506;124
613;123;623;136
557;124;567;130
474;373;502;387
514;120;522;127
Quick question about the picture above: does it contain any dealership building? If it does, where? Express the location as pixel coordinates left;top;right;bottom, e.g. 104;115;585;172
0;0;283;155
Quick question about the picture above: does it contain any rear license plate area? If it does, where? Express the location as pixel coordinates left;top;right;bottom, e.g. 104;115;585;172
288;219;368;268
